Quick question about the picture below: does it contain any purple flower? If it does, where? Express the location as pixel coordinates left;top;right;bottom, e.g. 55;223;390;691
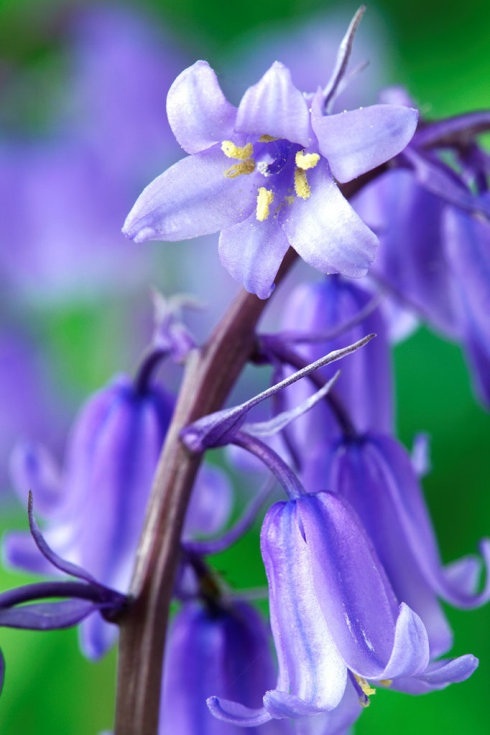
4;373;173;658
5;362;233;658
208;492;478;725
161;599;281;735
0;327;65;493
323;433;490;657
269;277;392;474
444;200;490;404
123;15;418;298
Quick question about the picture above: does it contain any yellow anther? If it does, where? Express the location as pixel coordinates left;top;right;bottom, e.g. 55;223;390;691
354;674;376;703
221;141;254;160
256;187;274;221
259;134;277;142
295;151;320;170
224;160;256;179
294;168;311;200
379;679;392;688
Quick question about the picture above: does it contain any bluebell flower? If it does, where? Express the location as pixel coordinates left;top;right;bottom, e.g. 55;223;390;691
0;326;66;493
4;373;172;658
161;598;282;735
208;492;478;725
5;364;232;658
353;91;490;403
323;433;490;657
123;13;418;298
444;200;490;404
266;277;392;477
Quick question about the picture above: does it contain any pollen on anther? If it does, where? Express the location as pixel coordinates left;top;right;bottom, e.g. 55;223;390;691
224;160;256;178
354;674;376;699
221;141;254;160
256;187;274;221
294;168;311;200
295;151;320;170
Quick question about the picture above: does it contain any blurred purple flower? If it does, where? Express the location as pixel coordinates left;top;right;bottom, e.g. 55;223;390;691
161;598;281;735
4;373;172;657
269;277;392;478
0;327;64;492
4;361;232;658
0;4;187;302
123;12;418;299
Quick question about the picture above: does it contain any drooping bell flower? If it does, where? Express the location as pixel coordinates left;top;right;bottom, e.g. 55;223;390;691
208;492;478;726
323;433;490;657
444;199;490;404
263;276;392;480
161;598;283;735
123;9;418;299
5;356;232;659
4;372;172;658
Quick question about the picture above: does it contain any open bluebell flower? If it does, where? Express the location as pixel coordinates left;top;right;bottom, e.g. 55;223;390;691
123;12;418;298
323;433;490;657
208;492;478;725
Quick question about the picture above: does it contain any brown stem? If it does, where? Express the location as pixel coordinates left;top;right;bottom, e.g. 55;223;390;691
113;251;296;734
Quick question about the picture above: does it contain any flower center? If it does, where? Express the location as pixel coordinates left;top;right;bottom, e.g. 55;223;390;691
221;137;321;221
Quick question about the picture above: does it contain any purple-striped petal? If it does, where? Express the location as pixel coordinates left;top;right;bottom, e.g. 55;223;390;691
261;501;349;714
312;105;418;183
123;148;257;242
167;61;237;153
297;492;401;678
282;167;378;277
236;62;311;147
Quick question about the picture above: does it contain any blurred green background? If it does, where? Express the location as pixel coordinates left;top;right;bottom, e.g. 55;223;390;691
0;0;489;732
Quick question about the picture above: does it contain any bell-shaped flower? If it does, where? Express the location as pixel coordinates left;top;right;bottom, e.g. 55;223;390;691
265;276;392;479
208;492;478;725
444;199;490;404
161;598;283;735
5;367;233;659
4;373;172;658
123;12;418;298
323;433;490;657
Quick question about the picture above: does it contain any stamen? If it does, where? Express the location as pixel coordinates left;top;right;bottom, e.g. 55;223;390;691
354;674;377;700
256;187;274;221
224;160;256;178
259;134;277;142
294;168;311;199
221;141;254;160
295;151;320;170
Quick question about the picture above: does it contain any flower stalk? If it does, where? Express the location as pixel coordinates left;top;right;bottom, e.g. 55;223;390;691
113;256;295;734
